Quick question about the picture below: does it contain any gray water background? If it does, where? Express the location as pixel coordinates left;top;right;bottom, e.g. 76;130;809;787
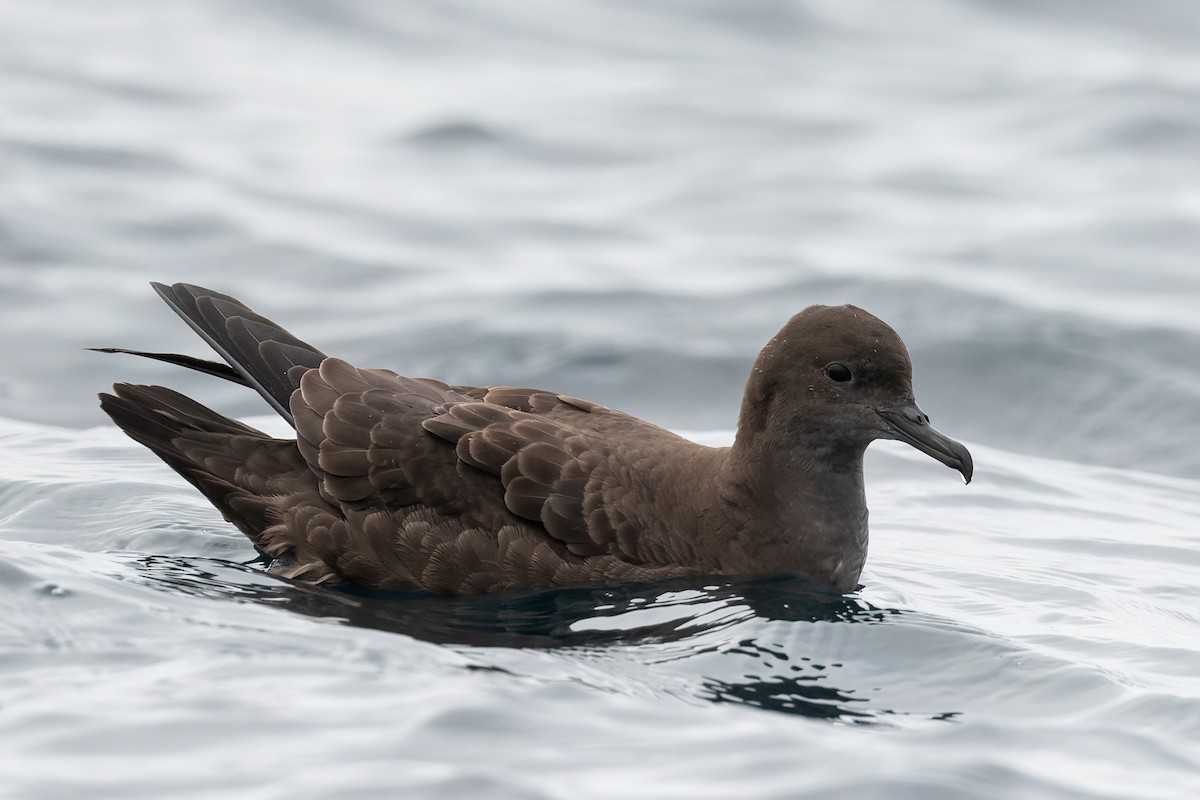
2;1;1199;798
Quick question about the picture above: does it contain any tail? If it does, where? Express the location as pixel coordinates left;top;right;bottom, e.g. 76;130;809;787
95;283;328;425
99;383;311;539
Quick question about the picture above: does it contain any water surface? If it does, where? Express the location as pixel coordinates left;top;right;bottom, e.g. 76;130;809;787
2;1;1199;798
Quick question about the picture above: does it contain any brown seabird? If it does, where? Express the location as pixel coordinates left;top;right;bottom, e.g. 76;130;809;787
96;283;972;595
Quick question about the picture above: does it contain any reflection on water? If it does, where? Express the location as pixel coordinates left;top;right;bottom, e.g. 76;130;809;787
705;673;873;722
127;553;956;724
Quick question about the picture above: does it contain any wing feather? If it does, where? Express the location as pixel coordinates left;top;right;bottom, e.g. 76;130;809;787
288;358;672;568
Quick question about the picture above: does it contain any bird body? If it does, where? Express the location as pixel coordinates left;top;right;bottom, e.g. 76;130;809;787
98;283;971;595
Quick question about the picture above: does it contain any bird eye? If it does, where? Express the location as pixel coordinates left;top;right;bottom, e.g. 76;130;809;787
825;363;853;383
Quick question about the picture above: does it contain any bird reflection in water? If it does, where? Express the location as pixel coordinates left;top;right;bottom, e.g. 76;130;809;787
129;554;960;724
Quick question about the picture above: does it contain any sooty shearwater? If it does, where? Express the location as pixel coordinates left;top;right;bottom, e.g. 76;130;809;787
96;283;972;595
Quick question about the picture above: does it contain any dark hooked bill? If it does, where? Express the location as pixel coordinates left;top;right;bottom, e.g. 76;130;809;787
877;403;973;484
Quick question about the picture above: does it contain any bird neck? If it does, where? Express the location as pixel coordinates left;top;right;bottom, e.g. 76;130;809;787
716;432;870;591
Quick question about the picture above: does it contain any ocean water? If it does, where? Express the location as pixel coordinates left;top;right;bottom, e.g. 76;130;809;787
2;1;1199;798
